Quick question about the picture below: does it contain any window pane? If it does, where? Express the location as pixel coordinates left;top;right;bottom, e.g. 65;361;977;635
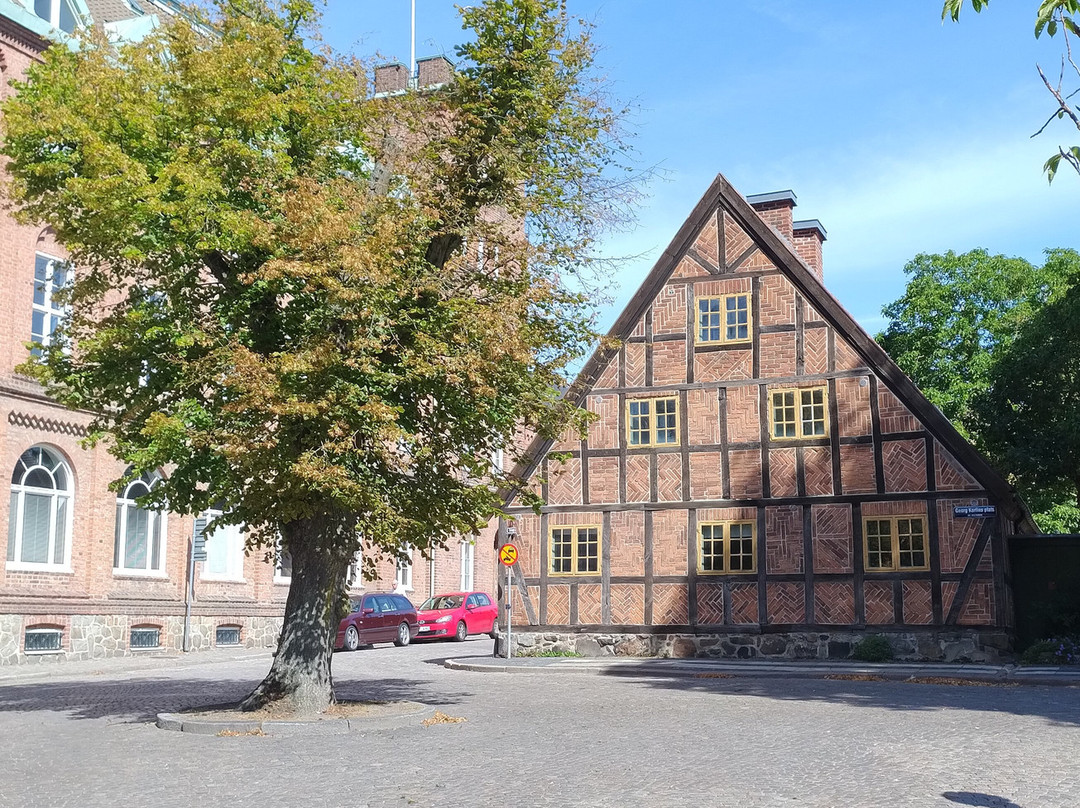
551;528;572;573
20;493;52;564
124;506;149;569
577;527;598;573
700;524;723;572
59;0;76;32
7;491;17;562
150;512;162;571
53;496;67;566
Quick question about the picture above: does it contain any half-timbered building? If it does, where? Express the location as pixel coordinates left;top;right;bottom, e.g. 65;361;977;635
500;174;1037;662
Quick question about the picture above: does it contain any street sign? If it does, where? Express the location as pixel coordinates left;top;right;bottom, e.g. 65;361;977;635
954;505;996;518
499;543;518;566
192;517;208;562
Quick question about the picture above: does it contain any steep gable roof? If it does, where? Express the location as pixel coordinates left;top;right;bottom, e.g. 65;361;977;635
510;172;1037;532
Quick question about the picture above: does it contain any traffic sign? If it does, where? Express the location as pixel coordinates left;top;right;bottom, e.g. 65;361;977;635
499;543;518;566
192;517;208;562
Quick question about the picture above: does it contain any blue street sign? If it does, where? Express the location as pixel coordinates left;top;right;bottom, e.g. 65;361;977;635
953;505;996;518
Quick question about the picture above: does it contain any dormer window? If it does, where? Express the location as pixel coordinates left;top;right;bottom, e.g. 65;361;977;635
33;0;80;34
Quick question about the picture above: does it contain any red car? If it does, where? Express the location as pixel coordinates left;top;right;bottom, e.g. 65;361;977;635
335;593;418;651
416;592;498;641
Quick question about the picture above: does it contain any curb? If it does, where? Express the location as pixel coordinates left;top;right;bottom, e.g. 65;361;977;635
443;658;1080;686
156;701;435;736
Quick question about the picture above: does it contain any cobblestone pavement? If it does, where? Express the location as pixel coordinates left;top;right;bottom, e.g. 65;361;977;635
1;640;1078;808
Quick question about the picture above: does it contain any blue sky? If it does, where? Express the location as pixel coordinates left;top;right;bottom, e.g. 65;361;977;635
321;1;1077;335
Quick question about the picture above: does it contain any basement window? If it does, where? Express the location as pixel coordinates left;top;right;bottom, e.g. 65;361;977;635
130;627;161;650
216;625;241;646
24;627;63;653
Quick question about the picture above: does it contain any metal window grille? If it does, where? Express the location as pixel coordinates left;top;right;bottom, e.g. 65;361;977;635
24;628;62;652
215;626;241;646
130;627;160;649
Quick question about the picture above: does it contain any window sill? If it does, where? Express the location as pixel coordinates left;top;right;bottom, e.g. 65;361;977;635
5;564;73;574
23;649;64;655
697;570;757;576
113;569;168;580
200;575;247;583
273;577;292;585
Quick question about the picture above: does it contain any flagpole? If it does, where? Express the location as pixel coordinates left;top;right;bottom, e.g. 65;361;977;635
410;0;416;79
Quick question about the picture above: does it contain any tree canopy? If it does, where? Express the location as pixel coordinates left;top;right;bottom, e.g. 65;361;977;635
1;0;638;713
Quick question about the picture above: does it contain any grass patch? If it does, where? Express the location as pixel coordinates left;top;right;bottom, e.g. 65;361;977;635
516;649;582;658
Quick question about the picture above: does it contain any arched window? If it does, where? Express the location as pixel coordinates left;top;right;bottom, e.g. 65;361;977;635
114;470;166;575
7;446;73;571
201;504;245;581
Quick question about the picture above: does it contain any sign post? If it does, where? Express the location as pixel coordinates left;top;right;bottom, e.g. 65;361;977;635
500;528;518;660
184;517;207;652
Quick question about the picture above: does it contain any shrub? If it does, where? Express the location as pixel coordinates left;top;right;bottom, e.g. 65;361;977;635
1019;637;1080;665
851;635;894;662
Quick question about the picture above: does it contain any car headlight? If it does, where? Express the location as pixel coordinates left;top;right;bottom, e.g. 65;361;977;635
435;615;453;623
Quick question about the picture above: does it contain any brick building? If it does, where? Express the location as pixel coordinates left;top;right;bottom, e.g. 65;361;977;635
499;174;1037;662
0;1;493;665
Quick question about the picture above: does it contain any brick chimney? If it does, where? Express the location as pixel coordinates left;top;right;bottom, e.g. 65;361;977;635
416;55;454;88
792;219;827;281
747;190;796;241
374;62;409;95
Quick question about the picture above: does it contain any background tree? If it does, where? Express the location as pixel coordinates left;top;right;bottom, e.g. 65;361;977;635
943;0;1080;180
1;0;637;714
972;283;1080;531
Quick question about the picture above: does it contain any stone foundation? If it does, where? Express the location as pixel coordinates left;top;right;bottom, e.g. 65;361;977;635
500;629;1013;664
0;613;284;665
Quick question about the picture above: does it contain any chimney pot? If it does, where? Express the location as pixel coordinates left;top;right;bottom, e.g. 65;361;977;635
374;62;409;95
416;55;454;88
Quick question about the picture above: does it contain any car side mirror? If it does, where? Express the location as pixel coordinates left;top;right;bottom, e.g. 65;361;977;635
363;607;375;615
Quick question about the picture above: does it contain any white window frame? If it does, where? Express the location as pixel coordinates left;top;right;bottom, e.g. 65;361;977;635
273;543;292;584
31;252;71;357
346;547;364;590
7;446;74;573
395;546;414;592
23;626;64;654
113;471;167;577
200;508;246;582
460;539;475;591
32;0;80;34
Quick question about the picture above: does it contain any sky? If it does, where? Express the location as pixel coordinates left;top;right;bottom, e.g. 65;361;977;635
319;0;1077;335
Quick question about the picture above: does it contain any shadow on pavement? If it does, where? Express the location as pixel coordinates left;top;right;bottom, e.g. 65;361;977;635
597;665;1080;726
0;675;469;723
943;792;1024;808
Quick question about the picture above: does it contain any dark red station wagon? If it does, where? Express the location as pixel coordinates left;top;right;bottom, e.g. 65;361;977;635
335;593;418;651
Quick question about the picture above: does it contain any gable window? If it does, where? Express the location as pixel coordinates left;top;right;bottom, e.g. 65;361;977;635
33;0;80;34
698;522;756;574
114;470;166;576
550;525;599;576
7;446;73;572
771;386;828;440
395;546;413;591
201;507;245;581
460;539;475;591
31;253;71;357
627;397;678;447
697;294;751;344
864;516;928;571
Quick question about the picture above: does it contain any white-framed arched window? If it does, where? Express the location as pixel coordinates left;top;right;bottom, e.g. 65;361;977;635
200;504;246;582
6;446;73;571
114;470;167;576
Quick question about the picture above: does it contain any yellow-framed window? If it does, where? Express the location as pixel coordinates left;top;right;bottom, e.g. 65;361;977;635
696;294;751;345
627;397;679;447
864;516;928;571
550;525;600;575
770;386;828;440
698;521;756;574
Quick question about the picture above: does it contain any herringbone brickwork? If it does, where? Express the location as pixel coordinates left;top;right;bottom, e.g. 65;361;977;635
878;388;921;434
758;274;797;326
594;356;619;390
768;582;805;624
958;582;994;626
656;453;682;502
513;514;541;577
546;585;570;625
744;246;775;272
652;583;689;624
624;343;646;387
651;340;687;386
551;425;578;452
689;451;724;500
609;583;645;624
694;212;719;266
686;388;720;445
726;384;760;443
631;314;646;339
835;376;872;437
935;442;981;490
833;337;866;371
759;331;797;378
577;583;603;625
941;582;958;618
937;502;980;573
608;511;645;577
512;586;537;627
803;326;829;375
587;456;619;504
864;582;895;624
652;509;688;576
902;580;934;625
766;505;803;573
862;500;928;517
547;456;582;505
815;582;855;624
694;349;752;383
694;277;753;299
625;455;650;503
882;439;927;493
729;583;759;624
769;448;798;498
696;583;724;624
803;447;834;496
728;448;764;499
671;254;705;279
586;394;619;449
723;212;753;267
839;444;876;493
651;283;687;336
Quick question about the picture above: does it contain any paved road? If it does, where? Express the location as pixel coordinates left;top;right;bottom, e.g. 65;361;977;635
0;639;1078;808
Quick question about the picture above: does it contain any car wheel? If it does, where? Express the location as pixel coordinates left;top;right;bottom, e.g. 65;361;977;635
343;625;359;652
394;622;411;647
454;620;468;642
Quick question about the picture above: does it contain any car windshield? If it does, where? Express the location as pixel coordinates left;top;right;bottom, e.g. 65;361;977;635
421;595;463;610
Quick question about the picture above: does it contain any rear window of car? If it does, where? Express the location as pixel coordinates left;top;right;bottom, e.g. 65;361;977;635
393;596;414;612
475;594;491;606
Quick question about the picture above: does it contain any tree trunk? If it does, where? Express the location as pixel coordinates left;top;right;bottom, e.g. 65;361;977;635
240;510;354;716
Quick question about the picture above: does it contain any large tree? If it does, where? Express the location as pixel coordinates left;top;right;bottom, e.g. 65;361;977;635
1;0;636;714
943;0;1080;181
